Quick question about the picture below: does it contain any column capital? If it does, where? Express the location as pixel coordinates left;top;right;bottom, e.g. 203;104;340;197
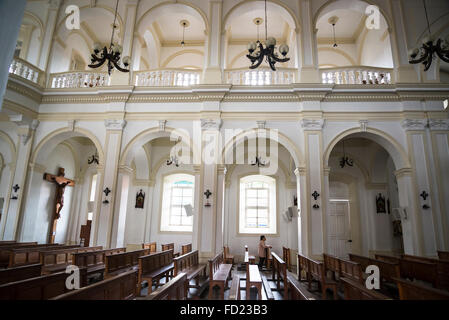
201;119;222;131
401;119;426;131
256;120;267;129
429;119;449;131
105;119;127;131
217;165;226;175
294;167;307;177
301;119;325;131
394;167;413;179
159;120;167;132
323;166;331;176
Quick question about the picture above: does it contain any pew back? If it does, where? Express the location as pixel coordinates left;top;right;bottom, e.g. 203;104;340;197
438;251;449;260
146;273;187;300
139;250;174;275
394;277;449;300
339;259;364;284
181;243;192;255
0;264;42;285
174;250;199;276
283;247;292;271
105;249;150;277
40;246;102;274
142;242;157;253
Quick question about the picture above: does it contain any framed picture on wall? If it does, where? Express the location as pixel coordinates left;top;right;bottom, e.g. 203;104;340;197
376;193;386;214
135;190;145;209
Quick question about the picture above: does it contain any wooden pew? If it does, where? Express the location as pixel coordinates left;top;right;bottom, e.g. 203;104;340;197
173;250;207;296
142;242;157;253
5;244;79;268
0;264;42;285
393;277;449;300
401;254;449;291
181;243;192;255
51;270;138;300
376;254;439;288
341;277;391;300
283;247;292;272
72;248;126;281
161;243;180;257
0;241;35;248
438;251;449;260
223;246;234;264
145;273;188;300
228;275;240;300
261;274;275;300
297;253;310;282
287;275;316;300
323;253;340;281
339;259;364;284
271;252;288;298
208;252;232;300
0;268;88;300
0;241;17;247
40;246;102;274
105;249;150;278
349;253;400;285
138;249;174;295
306;255;337;299
0;243;60;267
247;264;262;300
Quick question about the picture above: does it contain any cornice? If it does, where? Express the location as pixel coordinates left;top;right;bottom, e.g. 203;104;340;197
7;78;43;103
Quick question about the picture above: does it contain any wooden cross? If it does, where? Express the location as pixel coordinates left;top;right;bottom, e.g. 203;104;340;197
43;167;75;244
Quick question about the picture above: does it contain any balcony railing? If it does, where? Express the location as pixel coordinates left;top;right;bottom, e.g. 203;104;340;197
8;57;46;86
320;66;393;85
49;71;111;89
134;69;201;87
225;67;296;85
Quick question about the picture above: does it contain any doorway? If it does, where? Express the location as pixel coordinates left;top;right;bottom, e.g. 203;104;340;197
328;199;351;258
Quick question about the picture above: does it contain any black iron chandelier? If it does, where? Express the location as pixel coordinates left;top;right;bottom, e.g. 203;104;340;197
180;20;189;47
251;156;268;167
88;0;130;75
88;152;99;165
409;0;449;71
339;140;354;169
246;0;290;71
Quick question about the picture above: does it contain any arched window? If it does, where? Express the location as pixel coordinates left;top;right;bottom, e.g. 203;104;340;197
239;175;277;235
160;173;194;232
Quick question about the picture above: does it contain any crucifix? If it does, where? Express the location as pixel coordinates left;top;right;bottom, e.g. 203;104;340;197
43;167;75;244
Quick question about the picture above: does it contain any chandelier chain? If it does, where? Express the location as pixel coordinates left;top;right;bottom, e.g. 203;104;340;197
110;0;120;50
422;0;432;38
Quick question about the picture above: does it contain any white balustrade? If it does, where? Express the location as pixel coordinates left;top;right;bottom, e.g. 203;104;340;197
50;72;110;89
225;68;295;85
9;57;45;86
320;67;393;85
135;69;201;87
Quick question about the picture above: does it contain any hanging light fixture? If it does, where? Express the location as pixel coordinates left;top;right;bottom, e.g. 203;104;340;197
409;0;449;71
180;20;189;47
88;152;99;165
88;0;130;75
246;0;290;71
339;140;354;169
251;156;268;167
329;16;339;48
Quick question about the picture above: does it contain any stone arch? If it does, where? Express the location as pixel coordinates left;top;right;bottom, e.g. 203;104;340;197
136;1;210;36
120;127;199;168
161;49;204;68
0;130;16;164
324;127;411;171
318;47;357;66
31;128;104;167
223;0;300;32
221;128;304;169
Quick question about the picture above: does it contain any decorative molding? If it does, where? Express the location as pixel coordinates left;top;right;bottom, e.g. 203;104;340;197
201;119;222;131
159;120;167;132
394;168;413;179
429;119;449;131
294;167;307;177
401;119;427;131
256;121;266;129
359;120;369;132
301;119;325;131
68;120;76;131
105;119;127;131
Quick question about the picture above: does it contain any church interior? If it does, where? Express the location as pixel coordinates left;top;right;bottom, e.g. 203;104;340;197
0;0;448;301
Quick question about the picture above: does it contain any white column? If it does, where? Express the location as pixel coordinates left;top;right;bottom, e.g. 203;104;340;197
0;0;26;111
203;0;223;84
93;120;126;248
429;120;449;249
215;165;226;253
38;0;61;71
0;163;16;240
297;0;320;83
402;119;439;256
110;166;132;248
389;0;419;83
192;165;201;251
294;167;308;256
301;119;325;258
1;119;39;241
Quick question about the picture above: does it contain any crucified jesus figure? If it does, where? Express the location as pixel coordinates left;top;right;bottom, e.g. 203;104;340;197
43;167;75;243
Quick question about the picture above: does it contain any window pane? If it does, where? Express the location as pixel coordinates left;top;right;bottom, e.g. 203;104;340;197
258;189;268;198
170;215;181;226
257;209;268;218
258;198;268;207
172;188;183;197
247;189;257;198
172;197;183;205
247;209;258;218
258;218;268;227
246;198;258;207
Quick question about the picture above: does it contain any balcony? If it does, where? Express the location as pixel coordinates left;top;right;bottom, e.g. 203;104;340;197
320;66;394;85
225;67;296;86
8;57;46;87
49;71;111;89
134;69;201;87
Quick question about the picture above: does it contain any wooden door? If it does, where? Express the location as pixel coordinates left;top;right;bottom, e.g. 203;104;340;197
328;200;351;258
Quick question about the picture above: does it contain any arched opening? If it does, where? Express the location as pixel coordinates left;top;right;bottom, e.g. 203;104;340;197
0;131;16;236
222;130;302;268
223;0;299;85
18;131;103;245
325;131;413;257
315;0;395;84
134;2;208;86
15;12;44;66
117;132;197;253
